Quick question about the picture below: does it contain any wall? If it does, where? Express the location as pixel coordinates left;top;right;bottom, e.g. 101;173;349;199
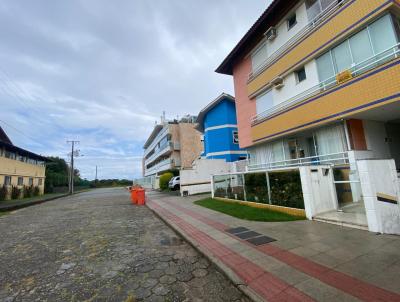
247;0;393;95
268;2;309;56
178;123;203;169
385;123;400;168
251;60;400;143
363;120;391;159
0;157;46;196
233;56;256;148
357;159;400;234
300;165;337;219
180;159;232;195
272;59;320;106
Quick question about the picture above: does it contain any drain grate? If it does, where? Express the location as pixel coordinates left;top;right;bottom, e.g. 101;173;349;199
246;235;276;246
225;226;249;234
235;231;261;239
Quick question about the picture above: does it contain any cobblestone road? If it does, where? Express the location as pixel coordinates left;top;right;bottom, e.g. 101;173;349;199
0;188;249;302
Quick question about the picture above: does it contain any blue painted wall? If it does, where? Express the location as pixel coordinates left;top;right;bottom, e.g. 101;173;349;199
202;98;247;162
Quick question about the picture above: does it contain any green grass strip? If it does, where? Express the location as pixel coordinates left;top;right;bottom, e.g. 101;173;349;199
194;198;305;222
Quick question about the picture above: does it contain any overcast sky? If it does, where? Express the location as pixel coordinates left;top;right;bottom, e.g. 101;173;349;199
0;0;268;180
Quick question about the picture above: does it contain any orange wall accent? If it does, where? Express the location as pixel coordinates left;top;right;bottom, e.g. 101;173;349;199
347;119;367;150
233;56;256;148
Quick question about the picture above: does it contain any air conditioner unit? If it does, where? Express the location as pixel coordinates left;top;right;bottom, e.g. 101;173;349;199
271;76;284;89
264;27;277;41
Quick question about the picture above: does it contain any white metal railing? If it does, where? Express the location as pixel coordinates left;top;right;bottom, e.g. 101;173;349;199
143;125;169;157
248;0;346;81
252;44;400;125
248;151;349;171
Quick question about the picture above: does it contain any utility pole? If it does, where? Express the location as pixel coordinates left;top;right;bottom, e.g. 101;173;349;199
95;165;98;185
67;140;80;195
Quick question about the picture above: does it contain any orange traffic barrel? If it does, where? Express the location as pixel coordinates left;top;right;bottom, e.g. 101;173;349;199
130;188;138;204
137;188;146;205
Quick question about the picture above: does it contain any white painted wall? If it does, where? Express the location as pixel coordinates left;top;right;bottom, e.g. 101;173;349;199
363;120;391;159
180;159;232;196
357;159;400;234
300;165;337;219
273;60;319;105
267;2;309;56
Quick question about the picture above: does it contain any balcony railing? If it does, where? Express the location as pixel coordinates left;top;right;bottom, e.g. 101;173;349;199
143;126;169;157
248;0;348;81
248;151;349;171
144;141;180;166
145;158;173;176
251;44;400;125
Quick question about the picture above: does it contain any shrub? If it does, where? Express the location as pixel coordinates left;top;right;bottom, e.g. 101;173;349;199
24;185;34;198
269;171;304;209
11;186;21;200
159;172;173;190
33;186;40;196
0;185;7;201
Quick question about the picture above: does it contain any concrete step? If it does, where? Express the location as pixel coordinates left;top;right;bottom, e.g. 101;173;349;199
313;211;368;231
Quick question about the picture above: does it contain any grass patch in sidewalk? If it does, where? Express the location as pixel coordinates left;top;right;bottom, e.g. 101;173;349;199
194;198;305;222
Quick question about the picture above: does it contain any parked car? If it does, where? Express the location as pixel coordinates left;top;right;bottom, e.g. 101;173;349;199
168;176;180;190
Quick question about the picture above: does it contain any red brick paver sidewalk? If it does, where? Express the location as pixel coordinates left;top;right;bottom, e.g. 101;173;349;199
147;192;400;302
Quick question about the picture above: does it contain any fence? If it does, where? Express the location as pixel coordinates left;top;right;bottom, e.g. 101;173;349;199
212;167;304;210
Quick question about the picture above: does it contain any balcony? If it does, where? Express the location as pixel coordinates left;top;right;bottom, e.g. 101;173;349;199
144;158;181;177
248;152;349;171
247;0;393;96
143;126;169;157
251;46;400;143
144;141;180;166
248;0;347;82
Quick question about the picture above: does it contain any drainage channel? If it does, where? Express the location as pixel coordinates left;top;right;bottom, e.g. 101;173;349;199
226;227;276;246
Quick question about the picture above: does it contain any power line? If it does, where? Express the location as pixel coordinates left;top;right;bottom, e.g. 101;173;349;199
0;118;45;146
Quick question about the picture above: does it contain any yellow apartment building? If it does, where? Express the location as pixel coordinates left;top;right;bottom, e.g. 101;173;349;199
0;126;47;199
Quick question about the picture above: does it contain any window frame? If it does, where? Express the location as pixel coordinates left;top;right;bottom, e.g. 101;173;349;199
295;66;307;83
18;177;24;186
287;14;297;30
4;176;11;186
29;177;34;186
233;131;239;144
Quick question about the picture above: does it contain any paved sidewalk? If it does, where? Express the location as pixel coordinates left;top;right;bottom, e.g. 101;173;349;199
146;191;400;302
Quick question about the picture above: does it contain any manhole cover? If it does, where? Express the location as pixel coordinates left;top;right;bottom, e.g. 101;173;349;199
226;227;249;234
246;235;276;246
235;231;261;239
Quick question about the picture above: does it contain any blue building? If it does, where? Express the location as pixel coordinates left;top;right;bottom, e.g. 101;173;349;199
196;93;247;162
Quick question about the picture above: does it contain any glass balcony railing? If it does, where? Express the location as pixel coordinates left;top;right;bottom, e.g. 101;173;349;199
251;43;400;125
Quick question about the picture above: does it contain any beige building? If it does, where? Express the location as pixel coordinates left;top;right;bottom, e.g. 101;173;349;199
0;127;47;199
142;115;203;177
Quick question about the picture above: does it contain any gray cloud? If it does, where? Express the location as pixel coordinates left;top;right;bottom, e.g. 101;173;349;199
0;0;268;179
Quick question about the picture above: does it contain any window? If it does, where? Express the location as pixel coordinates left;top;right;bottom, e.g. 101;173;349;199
18;177;23;186
38;178;43;186
29;178;33;186
251;43;268;72
233;131;239;144
287;14;297;30
4;176;11;186
315;14;399;83
5;151;16;160
256;90;274;114
295;67;307;83
306;0;340;21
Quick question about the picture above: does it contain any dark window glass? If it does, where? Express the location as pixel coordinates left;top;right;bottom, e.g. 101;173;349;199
18;177;23;186
287;14;297;30
296;67;307;82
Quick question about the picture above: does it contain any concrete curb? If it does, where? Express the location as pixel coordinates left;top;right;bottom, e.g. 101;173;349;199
146;201;264;302
0;190;89;212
